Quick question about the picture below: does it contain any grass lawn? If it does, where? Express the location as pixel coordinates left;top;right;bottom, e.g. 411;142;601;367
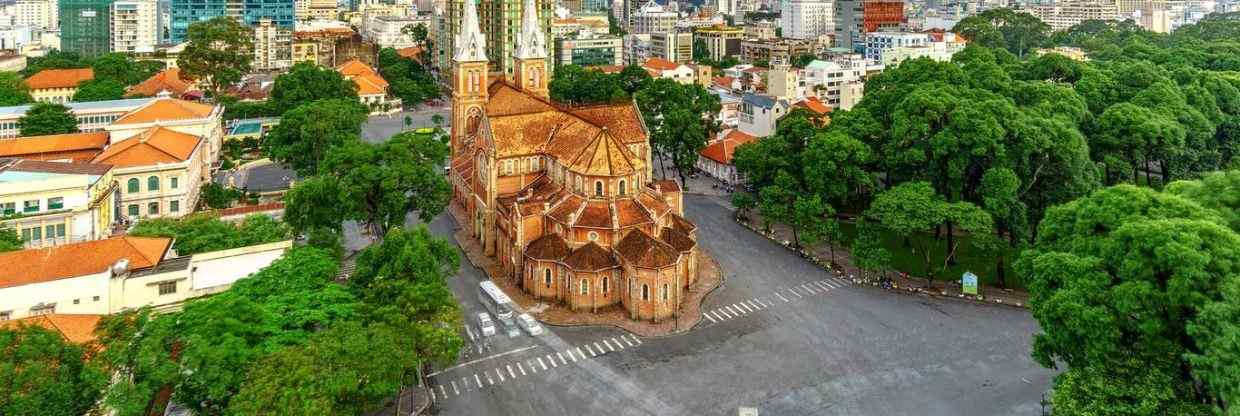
835;221;1026;290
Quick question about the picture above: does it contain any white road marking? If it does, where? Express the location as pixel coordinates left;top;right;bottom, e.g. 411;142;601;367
466;326;476;342
546;354;558;367
568;349;579;362
705;313;717;323
427;345;539;376
439;384;447;398
738;302;754;313
461;377;469;390
528;360;538;373
593;342;605;354
803;283;818;294
612;337;625;349
451;380;459;395
475;374;483;388
727;305;743;316
507;365;515;379
630;334;642;344
487;372;495;385
622;336;635;347
815;280;832;291
604;339;615;352
713;311;728;321
789;287;804;298
577;347;588;358
557;352;566;364
430;389;437;402
476;345;483;354
716;308;731;319
777;292;790;302
517;362;526;375
538;357;548;370
747;300;762;310
585;344;597;356
495;368;504;382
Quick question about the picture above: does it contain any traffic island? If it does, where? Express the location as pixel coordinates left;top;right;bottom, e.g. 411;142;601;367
450;203;723;337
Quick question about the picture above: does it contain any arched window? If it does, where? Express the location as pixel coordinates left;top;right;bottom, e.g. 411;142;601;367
661;284;669;301
602;276;609;293
544;269;552;287
147;176;159;191
594;181;603;197
580;279;588;295
619;180;627;196
127;178;139;193
641;284;649;301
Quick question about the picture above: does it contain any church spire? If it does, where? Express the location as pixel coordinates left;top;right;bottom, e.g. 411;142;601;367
513;0;546;60
454;0;487;62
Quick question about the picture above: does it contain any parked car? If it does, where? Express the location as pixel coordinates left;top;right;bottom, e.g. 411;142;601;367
476;312;496;337
504;320;521;337
516;313;543;336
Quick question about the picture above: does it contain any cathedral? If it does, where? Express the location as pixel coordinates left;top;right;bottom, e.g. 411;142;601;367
448;0;699;322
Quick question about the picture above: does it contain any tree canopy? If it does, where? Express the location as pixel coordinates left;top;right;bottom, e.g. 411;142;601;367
378;47;441;106
262;98;368;176
129;214;291;255
0;72;33;106
269;62;359;113
0;325;104;416
179;16;253;99
18;103;79;136
72;78;126;102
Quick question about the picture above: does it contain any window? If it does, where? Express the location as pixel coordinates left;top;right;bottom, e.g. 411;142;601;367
662;284;669;301
581;279;589;295
602;276;609;293
92;296;100;301
45;224;64;239
619;180;627;196
127;178;139;193
544;269;552;287
170;200;180;213
148;202;159;215
170;177;179;189
0;311;9;321
147;176;160;191
128;204;139;217
21;226;41;242
22;200;39;213
47;197;63;210
641;284;649;300
0;202;13;215
594;181;603;197
29;303;54;316
73;298;80;304
158;281;177;295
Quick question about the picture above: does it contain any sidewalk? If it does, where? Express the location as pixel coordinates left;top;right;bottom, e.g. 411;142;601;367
735;214;1031;308
448;202;725;337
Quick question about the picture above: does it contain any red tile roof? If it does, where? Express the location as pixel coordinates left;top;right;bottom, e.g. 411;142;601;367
0;237;171;289
699;129;758;165
0;314;104;344
91;127;201;168
793;97;832;115
615;229;679;269
114;98;216;125
126;68;196;98
25;68;94;90
0;131;109;162
643;58;682;72
525;233;571;260
563;242;618;271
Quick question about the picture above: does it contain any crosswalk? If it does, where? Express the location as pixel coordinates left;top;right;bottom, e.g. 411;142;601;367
430;333;644;401
700;277;849;324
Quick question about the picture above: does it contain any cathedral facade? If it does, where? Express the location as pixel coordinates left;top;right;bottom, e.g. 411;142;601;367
448;0;698;322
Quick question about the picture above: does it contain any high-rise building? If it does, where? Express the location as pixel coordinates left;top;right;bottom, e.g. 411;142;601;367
780;0;832;39
169;0;294;43
15;0;59;30
436;0;552;76
649;31;691;63
694;24;742;62
294;0;336;20
833;0;863;50
1025;0;1119;31
629;2;677;34
61;0;114;56
253;17;292;70
554;32;623;67
112;0;157;52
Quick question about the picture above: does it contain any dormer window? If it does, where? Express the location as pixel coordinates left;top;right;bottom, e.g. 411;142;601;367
594;181;603;197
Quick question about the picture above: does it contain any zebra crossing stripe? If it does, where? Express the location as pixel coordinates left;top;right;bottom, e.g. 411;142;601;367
439;384;447;398
622;336;635;347
577;347;588;358
538;357;548;370
585;344;597;356
630;334;642;344
717;308;732;319
747;300;762;310
517;362;527;375
546;354;557;368
604;339;615;352
611;338;625;349
593;342;605;354
475;374;483;388
557;352;567;365
778;292;790;302
507;365;516;379
568;349;579;362
451;380;459;395
528;360;539;373
705;313;717;323
430;389;437;402
495;368;503;382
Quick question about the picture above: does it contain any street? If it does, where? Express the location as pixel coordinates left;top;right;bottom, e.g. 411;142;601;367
418;194;1054;416
359;105;451;143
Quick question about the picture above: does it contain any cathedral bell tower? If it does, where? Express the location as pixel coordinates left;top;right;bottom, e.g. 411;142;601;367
512;0;549;99
451;0;489;153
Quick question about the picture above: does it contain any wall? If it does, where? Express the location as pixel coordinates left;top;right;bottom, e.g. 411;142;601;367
0;271;111;319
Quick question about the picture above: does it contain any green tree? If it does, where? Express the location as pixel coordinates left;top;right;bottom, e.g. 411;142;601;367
0;325;105;416
0;72;32;106
635;78;721;188
18;102;79;136
284;175;348;238
758;171;798;236
865;181;991;284
792;194;841;264
803;130;873;207
402;23;428;43
263;98;368;176
72;78;126;102
20;50;87;77
952;8;1050;58
227;321;414;416
851;220;893;280
0;226;22;252
324;131;451;235
1018;184;1238;414
91;53;160;85
791;53;818;68
269;62;359;113
179;16;254;99
978;167;1025;288
130;214;291;255
200;182;245;209
549;64;628;105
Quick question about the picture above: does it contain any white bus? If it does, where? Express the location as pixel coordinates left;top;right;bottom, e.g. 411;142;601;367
478;280;515;324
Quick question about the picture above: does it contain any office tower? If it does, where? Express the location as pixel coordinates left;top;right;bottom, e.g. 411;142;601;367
112;0;158;52
169;0;294;43
780;0;833;39
61;0;114;56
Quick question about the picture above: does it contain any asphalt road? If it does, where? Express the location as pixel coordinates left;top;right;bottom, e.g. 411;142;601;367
421;194;1054;416
360;105;451;143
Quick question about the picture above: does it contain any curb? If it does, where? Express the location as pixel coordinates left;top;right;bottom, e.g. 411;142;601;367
733;216;1028;309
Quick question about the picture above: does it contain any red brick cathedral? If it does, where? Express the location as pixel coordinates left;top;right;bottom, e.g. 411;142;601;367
447;0;698;322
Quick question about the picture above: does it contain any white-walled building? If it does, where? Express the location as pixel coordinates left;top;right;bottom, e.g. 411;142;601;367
0;25;33;50
802;59;867;109
363;14;431;49
738;94;789;137
0;159;117;249
878;31;967;66
0;236;291;321
780;0;833;39
864;31;928;62
630;2;677;34
253;18;293;71
111;0;158;53
13;0;56;30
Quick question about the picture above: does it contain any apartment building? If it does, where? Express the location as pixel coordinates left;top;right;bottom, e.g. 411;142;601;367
864;31;927;61
694;24;743;61
111;0;157;53
363;14;429;49
555;32;624;67
14;0;58;29
1025;0;1120;31
739;38;817;64
781;0;833;39
253;18;293;71
649;31;691;63
629;2;677;34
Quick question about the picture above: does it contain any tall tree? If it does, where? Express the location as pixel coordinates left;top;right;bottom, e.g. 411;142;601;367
283;175;348;237
0;226;22;252
178;16;253;99
865;181;991;284
129;214;291;255
262;98;368;176
323;131;452;235
0;325;105;416
952;8;1050;58
0;72;32;106
635;78;720;189
72;78;126;102
18;103;79;136
269;62;359;113
851;220;893;281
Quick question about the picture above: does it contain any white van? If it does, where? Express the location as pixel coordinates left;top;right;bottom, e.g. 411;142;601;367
476;312;496;337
